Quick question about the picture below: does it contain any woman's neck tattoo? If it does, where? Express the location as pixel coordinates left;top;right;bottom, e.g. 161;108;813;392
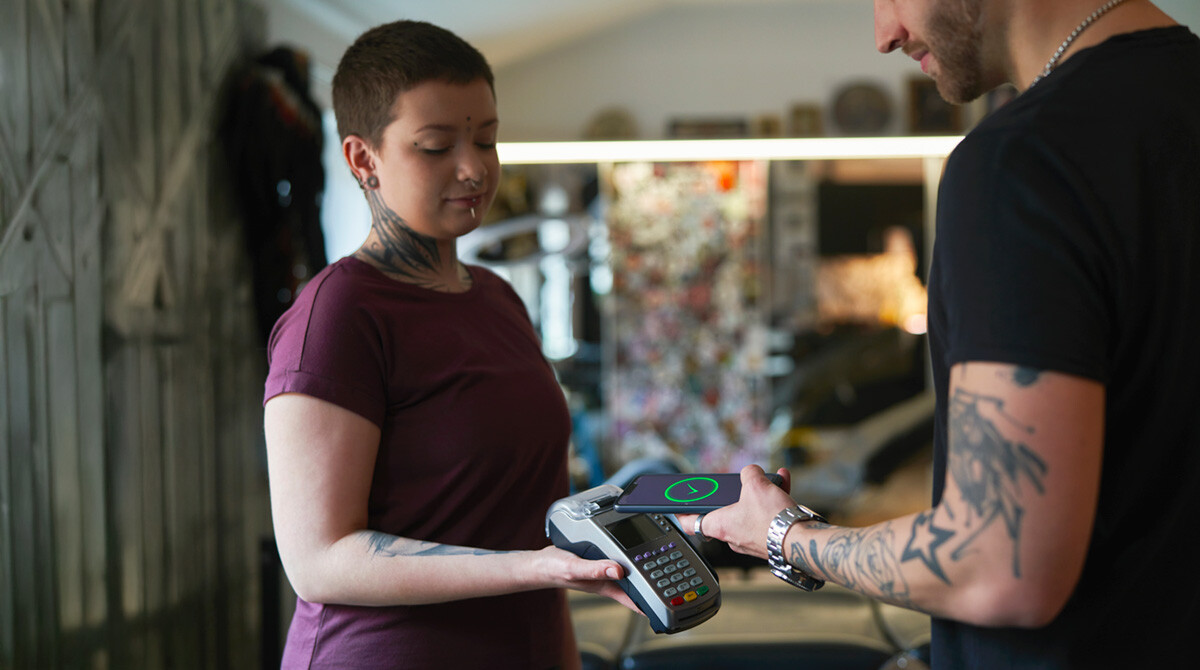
358;190;444;282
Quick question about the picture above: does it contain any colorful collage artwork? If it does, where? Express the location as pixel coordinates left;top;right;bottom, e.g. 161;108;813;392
605;161;772;472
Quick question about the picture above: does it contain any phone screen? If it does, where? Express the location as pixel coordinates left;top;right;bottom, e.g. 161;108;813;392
614;473;753;513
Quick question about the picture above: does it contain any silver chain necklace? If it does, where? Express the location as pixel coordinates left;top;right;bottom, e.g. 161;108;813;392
1029;0;1130;88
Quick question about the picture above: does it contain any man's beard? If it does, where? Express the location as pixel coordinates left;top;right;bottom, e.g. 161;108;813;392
927;0;988;104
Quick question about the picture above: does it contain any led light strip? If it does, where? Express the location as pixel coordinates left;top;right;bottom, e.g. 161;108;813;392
497;136;963;164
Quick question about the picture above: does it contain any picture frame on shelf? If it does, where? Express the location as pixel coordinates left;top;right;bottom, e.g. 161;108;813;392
753;113;784;138
789;104;824;137
668;117;749;139
907;77;961;134
831;82;892;136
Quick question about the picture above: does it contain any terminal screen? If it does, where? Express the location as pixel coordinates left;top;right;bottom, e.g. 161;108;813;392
605;514;667;550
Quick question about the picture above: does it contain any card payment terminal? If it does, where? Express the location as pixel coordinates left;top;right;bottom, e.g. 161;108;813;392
546;484;721;634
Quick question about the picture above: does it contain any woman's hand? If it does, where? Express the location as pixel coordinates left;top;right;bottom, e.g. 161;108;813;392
529;546;641;613
676;465;796;560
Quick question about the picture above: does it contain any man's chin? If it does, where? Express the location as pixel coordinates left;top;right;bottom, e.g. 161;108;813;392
933;77;982;106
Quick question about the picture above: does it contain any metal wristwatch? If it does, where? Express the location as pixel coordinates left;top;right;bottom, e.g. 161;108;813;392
766;505;827;591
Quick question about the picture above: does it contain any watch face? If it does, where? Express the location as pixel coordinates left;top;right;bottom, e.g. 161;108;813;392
794;505;821;522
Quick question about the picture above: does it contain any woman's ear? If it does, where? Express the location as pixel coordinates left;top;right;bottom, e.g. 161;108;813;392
342;135;375;187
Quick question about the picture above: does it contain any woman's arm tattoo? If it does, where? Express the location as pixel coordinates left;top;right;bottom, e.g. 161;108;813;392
359;531;512;558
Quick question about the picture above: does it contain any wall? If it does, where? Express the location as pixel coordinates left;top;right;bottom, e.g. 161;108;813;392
1156;0;1200;31
300;0;1200;256
494;1;911;141
264;0;1200;144
0;0;274;668
494;0;1200;141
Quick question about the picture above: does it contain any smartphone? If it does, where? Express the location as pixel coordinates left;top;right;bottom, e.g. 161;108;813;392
613;472;785;514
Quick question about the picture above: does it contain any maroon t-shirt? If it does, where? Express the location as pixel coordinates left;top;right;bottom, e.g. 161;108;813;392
265;257;572;669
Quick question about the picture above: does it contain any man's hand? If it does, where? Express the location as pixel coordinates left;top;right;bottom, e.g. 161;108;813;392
677;465;797;560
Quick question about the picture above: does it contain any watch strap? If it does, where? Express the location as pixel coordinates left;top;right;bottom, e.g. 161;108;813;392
766;505;827;591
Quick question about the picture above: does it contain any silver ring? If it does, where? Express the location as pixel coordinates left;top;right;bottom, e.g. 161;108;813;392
693;513;708;541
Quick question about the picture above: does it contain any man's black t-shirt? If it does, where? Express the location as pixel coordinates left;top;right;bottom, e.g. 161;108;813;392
928;26;1200;667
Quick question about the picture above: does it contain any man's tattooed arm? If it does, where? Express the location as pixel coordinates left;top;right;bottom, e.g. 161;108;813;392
1008;366;1042;387
787;521;923;611
946;375;1046;578
784;364;1051;615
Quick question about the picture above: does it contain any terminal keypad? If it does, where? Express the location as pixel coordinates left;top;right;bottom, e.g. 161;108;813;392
631;515;712;607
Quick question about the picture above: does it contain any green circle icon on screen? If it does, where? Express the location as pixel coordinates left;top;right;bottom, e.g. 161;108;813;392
665;477;720;503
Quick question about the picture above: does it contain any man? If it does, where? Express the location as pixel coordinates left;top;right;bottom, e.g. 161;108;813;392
682;1;1200;666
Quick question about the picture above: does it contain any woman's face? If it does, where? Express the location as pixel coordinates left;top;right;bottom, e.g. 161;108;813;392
367;78;499;241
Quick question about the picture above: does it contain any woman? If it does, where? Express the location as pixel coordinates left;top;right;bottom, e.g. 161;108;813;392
263;20;632;669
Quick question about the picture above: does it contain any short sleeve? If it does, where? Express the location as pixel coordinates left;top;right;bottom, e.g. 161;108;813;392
264;266;389;425
933;129;1112;383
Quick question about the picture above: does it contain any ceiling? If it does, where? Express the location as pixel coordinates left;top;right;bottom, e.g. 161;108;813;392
264;0;815;73
267;0;1199;87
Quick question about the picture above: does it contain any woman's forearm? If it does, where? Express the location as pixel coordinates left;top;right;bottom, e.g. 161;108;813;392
282;529;543;606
